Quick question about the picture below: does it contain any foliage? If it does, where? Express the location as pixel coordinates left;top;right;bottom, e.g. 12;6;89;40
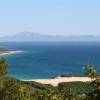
0;58;8;93
0;58;100;100
0;77;31;100
58;82;94;94
83;63;96;77
0;58;8;76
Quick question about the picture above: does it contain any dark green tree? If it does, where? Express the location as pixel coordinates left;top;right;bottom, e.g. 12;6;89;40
83;63;96;77
0;58;8;76
88;79;100;100
0;58;8;92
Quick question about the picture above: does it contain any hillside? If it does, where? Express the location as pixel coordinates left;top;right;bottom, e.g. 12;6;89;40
0;31;100;42
0;58;100;100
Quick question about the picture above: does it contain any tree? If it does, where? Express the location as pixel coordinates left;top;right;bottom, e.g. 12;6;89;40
0;78;31;100
83;63;96;77
0;58;8;92
0;58;8;76
0;58;31;100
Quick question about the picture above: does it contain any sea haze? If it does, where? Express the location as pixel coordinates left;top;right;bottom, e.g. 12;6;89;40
0;32;100;42
0;42;100;79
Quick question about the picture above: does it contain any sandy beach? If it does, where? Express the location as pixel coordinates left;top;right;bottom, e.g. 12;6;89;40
0;50;16;55
24;77;95;86
0;50;24;55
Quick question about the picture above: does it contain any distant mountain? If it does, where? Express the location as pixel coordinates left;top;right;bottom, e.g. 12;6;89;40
0;32;51;42
0;31;99;42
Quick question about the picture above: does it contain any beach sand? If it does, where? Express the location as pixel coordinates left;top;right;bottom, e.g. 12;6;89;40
0;51;16;55
0;50;23;55
0;50;16;55
24;77;95;86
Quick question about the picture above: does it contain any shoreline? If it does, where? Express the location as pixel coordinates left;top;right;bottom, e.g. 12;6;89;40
0;50;23;55
0;51;16;55
23;76;95;86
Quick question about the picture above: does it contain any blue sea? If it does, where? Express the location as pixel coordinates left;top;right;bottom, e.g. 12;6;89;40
0;42;100;79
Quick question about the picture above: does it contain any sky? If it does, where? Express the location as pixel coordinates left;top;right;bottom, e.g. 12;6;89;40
0;0;100;36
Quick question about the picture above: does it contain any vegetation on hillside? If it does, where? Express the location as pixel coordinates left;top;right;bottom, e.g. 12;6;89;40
0;58;100;100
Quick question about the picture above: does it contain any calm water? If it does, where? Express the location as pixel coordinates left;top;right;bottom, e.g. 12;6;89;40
0;42;100;79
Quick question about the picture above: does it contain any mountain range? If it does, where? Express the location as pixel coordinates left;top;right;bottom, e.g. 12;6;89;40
0;31;100;42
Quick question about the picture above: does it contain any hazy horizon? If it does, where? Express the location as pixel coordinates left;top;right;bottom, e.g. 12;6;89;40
0;0;100;36
1;31;100;37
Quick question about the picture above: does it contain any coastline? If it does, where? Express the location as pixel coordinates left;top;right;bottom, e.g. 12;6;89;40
23;76;95;86
0;51;16;55
0;50;17;56
0;50;23;56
